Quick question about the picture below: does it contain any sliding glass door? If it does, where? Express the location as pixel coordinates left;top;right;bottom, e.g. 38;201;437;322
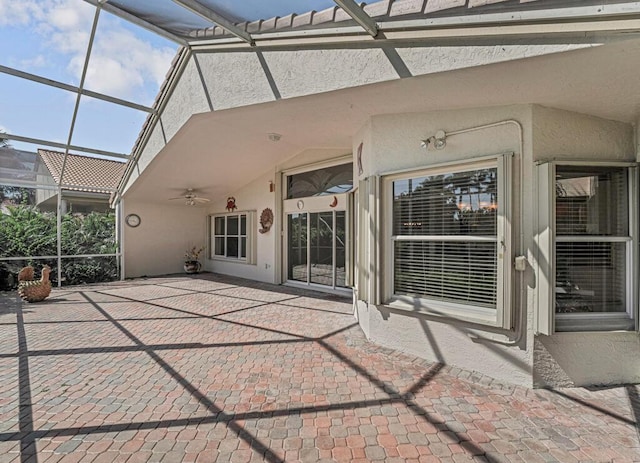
287;210;346;289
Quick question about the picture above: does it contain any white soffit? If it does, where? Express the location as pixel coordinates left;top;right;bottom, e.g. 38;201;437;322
124;38;640;204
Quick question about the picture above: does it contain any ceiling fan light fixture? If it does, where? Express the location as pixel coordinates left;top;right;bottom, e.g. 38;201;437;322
168;188;211;206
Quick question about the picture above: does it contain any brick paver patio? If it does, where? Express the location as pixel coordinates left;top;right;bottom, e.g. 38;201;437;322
0;273;638;463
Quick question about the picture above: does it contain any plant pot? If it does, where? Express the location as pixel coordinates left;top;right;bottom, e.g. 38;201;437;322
184;261;201;274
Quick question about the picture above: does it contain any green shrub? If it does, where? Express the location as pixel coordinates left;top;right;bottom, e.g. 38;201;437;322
0;205;119;289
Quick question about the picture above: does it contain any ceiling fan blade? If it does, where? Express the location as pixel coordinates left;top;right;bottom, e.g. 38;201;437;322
168;196;185;201
193;197;210;202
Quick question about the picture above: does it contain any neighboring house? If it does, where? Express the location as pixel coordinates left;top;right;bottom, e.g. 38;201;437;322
37;149;125;213
116;0;640;388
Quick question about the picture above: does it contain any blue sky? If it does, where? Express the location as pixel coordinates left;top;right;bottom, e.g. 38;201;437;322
0;0;339;158
0;0;178;157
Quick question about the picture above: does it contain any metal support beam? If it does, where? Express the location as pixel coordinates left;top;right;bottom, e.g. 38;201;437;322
59;5;102;183
0;65;154;113
82;0;188;46
56;185;63;287
0;133;128;159
116;48;192;195
170;0;254;45
332;0;378;37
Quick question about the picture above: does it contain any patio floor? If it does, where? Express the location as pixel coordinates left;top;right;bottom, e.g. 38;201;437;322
0;273;638;463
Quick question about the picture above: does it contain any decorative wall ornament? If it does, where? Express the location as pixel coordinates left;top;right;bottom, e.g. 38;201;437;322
357;142;364;175
259;208;274;234
226;197;237;211
329;196;338;208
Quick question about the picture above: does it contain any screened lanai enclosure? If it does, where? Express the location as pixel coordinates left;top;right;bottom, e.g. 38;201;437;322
1;0;495;289
3;0;638;291
2;0;365;288
3;0;640;390
0;0;174;288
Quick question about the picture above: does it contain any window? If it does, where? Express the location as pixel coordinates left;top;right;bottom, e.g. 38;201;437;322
554;165;635;331
385;156;512;327
286;162;353;199
210;212;254;262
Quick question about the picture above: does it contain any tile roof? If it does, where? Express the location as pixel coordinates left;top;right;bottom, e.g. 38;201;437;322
38;149;125;194
191;0;547;39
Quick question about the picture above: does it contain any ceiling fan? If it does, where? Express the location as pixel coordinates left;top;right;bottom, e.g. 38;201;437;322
169;188;211;206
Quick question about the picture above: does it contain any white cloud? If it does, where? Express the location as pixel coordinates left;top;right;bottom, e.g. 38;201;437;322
80;27;175;99
0;0;43;26
4;0;175;101
19;55;48;69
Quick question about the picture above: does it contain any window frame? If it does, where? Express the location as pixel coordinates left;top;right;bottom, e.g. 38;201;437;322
536;161;637;334
209;211;255;264
382;154;513;328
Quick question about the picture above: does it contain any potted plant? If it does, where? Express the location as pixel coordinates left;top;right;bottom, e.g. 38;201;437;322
184;246;204;274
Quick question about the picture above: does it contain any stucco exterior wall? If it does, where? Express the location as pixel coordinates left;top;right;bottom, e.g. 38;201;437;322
122;42;597;197
203;170;278;284
355;105;535;387
531;106;638;387
352;104;639;387
201;148;353;284
123;200;207;278
532;106;635;162
534;334;640;387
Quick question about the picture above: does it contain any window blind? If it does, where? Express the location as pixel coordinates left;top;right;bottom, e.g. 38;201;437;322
392;167;498;309
555;166;629;316
394;241;497;307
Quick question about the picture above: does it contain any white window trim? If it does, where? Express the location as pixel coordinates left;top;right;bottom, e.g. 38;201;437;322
382;155;512;328
535;161;637;334
209;211;256;265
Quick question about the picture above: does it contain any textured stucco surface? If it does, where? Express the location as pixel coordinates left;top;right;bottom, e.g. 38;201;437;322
531;107;637;387
123;201;207;278
366;303;533;387
161;59;210;143
197;53;276;110
355;105;535;387
204;169;277;284
123;122;168;195
262;49;400;99
534;333;640;387
532;105;635;162
396;44;592;77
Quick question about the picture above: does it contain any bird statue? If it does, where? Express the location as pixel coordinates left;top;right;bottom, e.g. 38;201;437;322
17;265;52;303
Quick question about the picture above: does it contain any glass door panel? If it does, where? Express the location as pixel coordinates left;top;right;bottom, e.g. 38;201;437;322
310;212;334;286
288;213;308;282
336;211;347;288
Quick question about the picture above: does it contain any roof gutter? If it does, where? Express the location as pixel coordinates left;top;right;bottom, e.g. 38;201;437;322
189;3;640;50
